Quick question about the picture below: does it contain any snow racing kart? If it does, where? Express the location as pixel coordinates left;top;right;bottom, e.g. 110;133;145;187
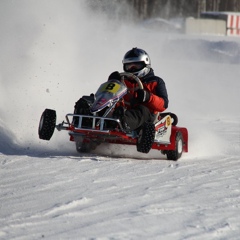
38;72;188;160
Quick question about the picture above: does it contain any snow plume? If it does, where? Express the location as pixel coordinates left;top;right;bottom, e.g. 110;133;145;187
0;0;239;158
0;0;123;153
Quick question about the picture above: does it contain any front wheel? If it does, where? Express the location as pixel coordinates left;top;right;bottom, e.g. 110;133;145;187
136;122;155;154
76;140;100;153
166;132;183;161
38;109;56;140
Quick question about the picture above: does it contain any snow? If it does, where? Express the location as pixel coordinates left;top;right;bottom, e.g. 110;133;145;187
0;1;240;239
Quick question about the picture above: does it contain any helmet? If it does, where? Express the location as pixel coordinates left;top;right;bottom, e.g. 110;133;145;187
122;47;151;78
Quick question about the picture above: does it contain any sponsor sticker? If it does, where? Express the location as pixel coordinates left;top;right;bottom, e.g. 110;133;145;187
166;116;171;127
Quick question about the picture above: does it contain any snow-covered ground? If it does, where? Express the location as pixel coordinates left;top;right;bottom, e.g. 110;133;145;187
0;1;240;239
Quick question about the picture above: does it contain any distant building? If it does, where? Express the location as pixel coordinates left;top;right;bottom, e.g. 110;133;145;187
201;12;240;36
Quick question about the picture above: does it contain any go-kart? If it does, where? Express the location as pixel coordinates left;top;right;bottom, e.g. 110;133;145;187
38;72;188;160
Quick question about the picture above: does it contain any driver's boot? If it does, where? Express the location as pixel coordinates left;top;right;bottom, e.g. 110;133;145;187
112;106;130;131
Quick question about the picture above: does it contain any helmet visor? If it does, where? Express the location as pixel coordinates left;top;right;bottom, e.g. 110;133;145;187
124;62;145;73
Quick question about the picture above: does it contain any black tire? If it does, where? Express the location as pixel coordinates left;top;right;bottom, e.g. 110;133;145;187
136;122;155;154
166;132;183;161
170;113;178;126
76;140;99;153
76;141;91;153
38;109;56;140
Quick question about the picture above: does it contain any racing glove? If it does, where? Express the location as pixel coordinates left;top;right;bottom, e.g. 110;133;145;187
134;89;150;103
108;71;121;81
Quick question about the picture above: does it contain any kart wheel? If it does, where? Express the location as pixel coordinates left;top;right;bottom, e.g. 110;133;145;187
170;113;178;126
166;132;183;161
38;109;56;140
76;142;91;153
136;122;155;154
76;140;99;153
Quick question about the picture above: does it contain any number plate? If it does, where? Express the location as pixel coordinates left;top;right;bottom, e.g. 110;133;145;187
100;82;121;94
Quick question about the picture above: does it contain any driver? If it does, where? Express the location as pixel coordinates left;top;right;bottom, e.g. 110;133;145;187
109;47;169;131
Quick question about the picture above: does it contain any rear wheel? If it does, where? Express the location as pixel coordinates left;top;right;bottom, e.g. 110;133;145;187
166;132;183;161
136;122;155;153
38;109;56;140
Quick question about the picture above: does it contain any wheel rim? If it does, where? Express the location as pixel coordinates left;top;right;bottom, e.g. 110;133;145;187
178;138;183;154
39;115;44;131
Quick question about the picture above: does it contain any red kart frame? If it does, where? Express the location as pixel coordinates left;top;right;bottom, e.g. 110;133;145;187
57;113;188;159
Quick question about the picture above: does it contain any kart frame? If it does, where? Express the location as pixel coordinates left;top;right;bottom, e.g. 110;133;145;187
56;113;188;153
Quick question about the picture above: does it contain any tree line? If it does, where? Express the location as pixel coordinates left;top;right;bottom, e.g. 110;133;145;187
88;0;240;20
131;0;240;19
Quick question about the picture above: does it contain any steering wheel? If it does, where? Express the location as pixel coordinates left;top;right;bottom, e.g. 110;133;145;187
119;72;143;90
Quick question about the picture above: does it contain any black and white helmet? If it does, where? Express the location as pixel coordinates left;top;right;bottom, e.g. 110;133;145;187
122;47;151;78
